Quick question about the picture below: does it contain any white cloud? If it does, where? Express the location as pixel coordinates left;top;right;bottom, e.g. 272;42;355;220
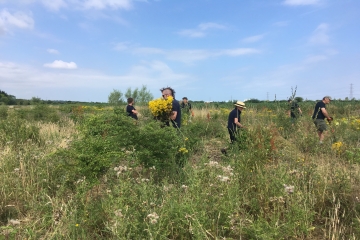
178;22;227;38
303;55;327;64
1;0;134;11
242;34;265;43
47;48;60;54
0;9;34;34
81;0;133;10
308;23;329;45
0;60;191;100
283;0;321;6
41;0;67;11
273;21;289;27
44;60;77;69
114;42;260;63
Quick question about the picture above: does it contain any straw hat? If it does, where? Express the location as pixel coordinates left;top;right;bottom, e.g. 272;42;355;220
234;101;246;108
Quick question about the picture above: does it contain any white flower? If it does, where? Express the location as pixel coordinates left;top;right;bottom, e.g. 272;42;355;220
283;184;294;194
9;219;20;225
14;168;20;172
114;209;123;218
181;185;188;190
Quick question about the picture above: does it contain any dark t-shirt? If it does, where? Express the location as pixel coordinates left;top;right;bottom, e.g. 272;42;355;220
126;105;138;120
312;101;326;119
290;102;299;118
166;99;181;128
181;102;192;113
227;108;241;130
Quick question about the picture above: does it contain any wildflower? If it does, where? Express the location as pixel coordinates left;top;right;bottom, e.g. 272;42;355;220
9;219;20;225
75;224;79;227
222;165;234;175
141;178;150;182
184;137;189;141
114;209;123;217
178;147;188;154
147;212;159;224
283;184;294;194
14;168;20;172
205;161;220;168
181;185;188;190
148;96;173;122
218;175;230;182
331;142;344;154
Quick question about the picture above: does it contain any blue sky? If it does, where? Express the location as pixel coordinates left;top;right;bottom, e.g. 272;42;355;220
0;0;359;102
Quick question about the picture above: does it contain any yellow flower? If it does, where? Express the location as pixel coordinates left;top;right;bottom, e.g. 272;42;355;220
75;224;79;227
148;96;173;121
331;142;344;154
178;147;188;154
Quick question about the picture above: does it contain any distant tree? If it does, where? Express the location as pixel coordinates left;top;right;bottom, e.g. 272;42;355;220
245;98;261;103
294;97;303;102
108;89;124;105
124;85;152;105
31;97;42;105
137;85;153;104
125;88;132;100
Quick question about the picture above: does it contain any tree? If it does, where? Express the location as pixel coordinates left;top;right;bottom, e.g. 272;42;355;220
124;85;153;105
294;97;303;102
31;97;42;105
137;85;153;104
108;89;124;105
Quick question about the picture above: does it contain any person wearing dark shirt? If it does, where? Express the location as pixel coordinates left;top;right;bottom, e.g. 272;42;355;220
126;98;138;120
181;97;194;122
287;99;302;123
312;96;332;143
181;97;192;113
227;101;246;143
160;87;181;128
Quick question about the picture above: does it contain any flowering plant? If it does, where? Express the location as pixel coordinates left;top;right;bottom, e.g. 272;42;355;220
148;96;173;122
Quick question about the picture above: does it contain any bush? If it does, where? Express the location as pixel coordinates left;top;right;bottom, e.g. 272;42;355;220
0;117;41;148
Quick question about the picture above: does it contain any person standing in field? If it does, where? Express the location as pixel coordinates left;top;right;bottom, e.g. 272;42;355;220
227;101;246;143
161;87;181;128
126;97;138;120
181;97;194;122
312;96;332;144
288;99;302;123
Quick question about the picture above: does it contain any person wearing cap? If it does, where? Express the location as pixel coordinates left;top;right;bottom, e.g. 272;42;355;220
181;97;194;122
227;101;246;143
288;99;302;123
312;96;332;143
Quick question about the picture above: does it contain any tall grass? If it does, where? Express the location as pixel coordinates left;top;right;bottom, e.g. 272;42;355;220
1;102;360;239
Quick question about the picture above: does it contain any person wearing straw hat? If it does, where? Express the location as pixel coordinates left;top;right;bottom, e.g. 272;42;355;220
312;96;332;144
227;101;246;143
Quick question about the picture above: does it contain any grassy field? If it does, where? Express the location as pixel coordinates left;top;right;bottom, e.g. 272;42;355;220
1;101;360;239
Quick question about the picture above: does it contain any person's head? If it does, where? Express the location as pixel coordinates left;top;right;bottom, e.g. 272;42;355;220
182;97;188;103
234;101;246;110
288;99;292;103
323;96;332;104
160;87;175;99
127;97;134;104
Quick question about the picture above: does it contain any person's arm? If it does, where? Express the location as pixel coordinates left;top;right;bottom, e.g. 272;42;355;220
132;109;138;115
320;107;331;120
170;111;177;120
234;118;244;128
298;107;302;115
